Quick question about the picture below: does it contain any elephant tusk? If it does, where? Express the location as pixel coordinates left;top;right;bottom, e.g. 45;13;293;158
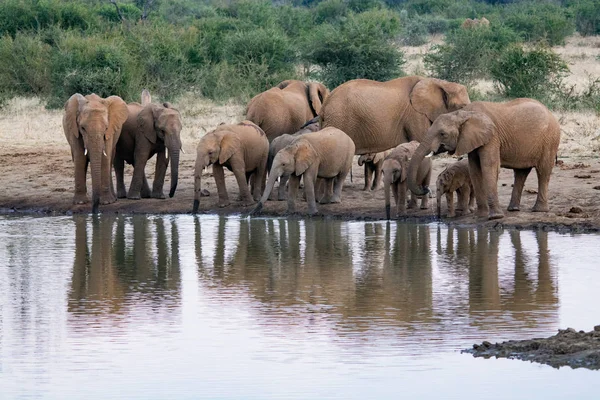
425;151;434;158
166;150;169;160
180;147;185;154
103;149;107;157
84;148;88;156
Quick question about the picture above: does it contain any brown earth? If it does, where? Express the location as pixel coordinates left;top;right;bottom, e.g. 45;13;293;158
1;142;600;233
465;326;600;370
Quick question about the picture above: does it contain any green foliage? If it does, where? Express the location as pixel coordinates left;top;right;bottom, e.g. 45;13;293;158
400;17;429;46
424;24;520;86
314;0;348;24
0;33;52;96
97;3;142;23
306;9;404;87
502;2;574;46
348;0;383;13
490;44;568;100
573;0;600;36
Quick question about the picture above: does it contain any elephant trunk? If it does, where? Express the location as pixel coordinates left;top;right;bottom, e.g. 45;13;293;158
384;177;391;220
436;186;442;217
251;167;281;215
408;144;432;197
168;147;180;198
89;139;103;214
193;162;205;214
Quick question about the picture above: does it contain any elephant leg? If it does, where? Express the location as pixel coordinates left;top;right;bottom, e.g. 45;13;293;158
532;166;551;212
407;189;418;209
73;150;89;204
303;170;318;215
480;155;503;219
100;148;117;205
128;149;151;200
446;191;455;218
372;165;383;191
152;150;168;199
420;191;429;209
457;187;468;214
278;175;289;201
396;182;407;217
287;174;301;213
468;186;476;212
320;179;334;204
231;161;254;206
363;165;372;191
141;175;152;198
508;168;532;211
332;170;348;203
114;155;127;199
468;154;489;217
212;164;230;207
391;181;399;217
254;159;267;202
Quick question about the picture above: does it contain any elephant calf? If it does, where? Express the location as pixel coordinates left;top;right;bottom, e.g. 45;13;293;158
267;120;320;200
436;159;475;218
383;141;431;220
252;127;355;215
193;121;269;213
114;91;183;200
358;150;391;191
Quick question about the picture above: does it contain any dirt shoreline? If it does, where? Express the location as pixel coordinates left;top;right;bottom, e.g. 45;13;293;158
465;326;600;370
2;144;600;233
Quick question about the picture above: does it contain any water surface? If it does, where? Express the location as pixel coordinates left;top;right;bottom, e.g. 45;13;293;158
1;215;598;399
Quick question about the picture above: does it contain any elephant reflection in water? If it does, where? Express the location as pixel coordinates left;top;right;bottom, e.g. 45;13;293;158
69;215;181;315
436;226;557;322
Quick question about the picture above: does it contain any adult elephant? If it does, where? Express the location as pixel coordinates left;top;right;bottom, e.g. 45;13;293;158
114;91;183;200
319;76;470;154
407;99;561;220
63;93;129;213
246;80;329;142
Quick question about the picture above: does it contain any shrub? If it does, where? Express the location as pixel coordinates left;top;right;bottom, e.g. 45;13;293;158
573;0;600;36
305;10;404;88
490;44;568;100
0;33;52;97
400;17;428;46
314;0;348;24
424;24;520;86
348;0;383;13
502;2;574;46
96;3;143;23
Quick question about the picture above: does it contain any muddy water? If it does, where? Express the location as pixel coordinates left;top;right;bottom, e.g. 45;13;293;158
0;215;598;399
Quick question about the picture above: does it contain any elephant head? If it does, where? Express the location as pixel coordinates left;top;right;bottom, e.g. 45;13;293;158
410;78;471;124
358;152;386;166
63;93;128;213
252;139;316;214
138;103;183;198
193;127;242;213
408;110;494;196
382;157;408;220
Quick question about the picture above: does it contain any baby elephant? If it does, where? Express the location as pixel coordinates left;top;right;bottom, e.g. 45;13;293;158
252;127;355;215
193;121;269;213
357;150;390;191
436;159;475;218
383;141;431;220
268;120;320;200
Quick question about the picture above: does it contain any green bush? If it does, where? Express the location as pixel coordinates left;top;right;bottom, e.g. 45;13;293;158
490;44;568;100
96;3;143;23
573;0;600;36
314;0;348;24
305;9;404;87
48;33;140;108
502;2;574;46
0;33;52;97
348;0;383;13
424;24;520;86
400;17;428;46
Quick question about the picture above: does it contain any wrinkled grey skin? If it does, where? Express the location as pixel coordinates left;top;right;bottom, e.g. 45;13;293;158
435;158;475;218
383;141;431;220
267;121;320;200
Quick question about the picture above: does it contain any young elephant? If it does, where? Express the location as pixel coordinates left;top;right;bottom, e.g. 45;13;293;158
383;141;431;220
193;121;269;213
114;90;183;200
252;127;355;215
436;159;475;218
357;150;391;191
267;120;320;200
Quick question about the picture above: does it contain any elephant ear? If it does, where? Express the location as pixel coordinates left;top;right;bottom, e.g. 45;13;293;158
455;111;495;156
103;96;128;141
141;89;151;106
410;78;468;123
307;82;329;116
400;155;409;183
63;93;86;141
373;152;386;164
294;140;315;176
138;104;165;144
218;132;241;165
276;80;293;90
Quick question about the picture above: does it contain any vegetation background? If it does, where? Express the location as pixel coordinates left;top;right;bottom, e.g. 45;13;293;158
0;0;598;113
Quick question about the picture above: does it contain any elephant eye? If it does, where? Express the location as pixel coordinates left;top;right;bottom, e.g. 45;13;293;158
440;131;447;137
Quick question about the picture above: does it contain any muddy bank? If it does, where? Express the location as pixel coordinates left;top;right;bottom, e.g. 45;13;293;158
1;144;600;232
465;326;600;370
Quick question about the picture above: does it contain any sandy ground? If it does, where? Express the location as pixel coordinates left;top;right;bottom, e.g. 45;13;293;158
465;326;600;370
1;35;599;232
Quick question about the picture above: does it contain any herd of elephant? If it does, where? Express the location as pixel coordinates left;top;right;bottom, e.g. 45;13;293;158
63;75;561;220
